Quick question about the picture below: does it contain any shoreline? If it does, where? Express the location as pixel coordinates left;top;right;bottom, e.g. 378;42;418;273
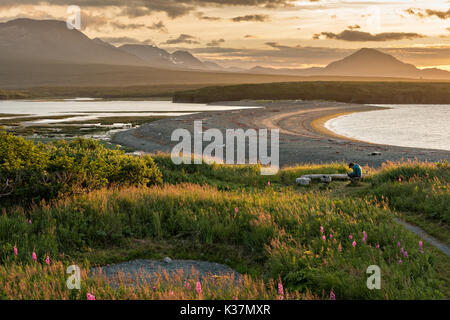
113;100;450;168
311;106;391;144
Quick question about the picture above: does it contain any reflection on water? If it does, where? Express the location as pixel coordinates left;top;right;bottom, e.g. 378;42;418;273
325;104;450;151
0;100;257;140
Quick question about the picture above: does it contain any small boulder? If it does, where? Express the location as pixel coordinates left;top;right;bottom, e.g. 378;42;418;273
163;257;172;264
296;177;311;185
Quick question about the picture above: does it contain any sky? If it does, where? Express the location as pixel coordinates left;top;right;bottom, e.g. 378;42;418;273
0;0;449;70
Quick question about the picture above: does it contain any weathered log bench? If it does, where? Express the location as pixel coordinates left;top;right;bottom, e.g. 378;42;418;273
296;174;363;185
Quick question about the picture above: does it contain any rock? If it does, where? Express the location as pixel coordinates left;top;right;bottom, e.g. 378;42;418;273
370;151;382;156
163;257;172;264
296;177;311;185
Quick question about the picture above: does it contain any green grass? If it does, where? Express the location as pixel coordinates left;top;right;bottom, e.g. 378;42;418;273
173;81;450;104
0;134;448;300
365;160;449;243
1;184;446;299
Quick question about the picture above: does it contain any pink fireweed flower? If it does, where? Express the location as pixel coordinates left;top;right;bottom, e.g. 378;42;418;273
320;226;324;234
397;242;401;247
376;244;380;249
196;281;202;295
87;293;95;300
349;234;353;240
32;251;37;262
278;282;284;297
362;237;366;243
330;290;336;300
330;234;333;239
404;251;408;258
268;181;271;186
170;291;174;296
27;219;32;224
184;281;191;289
398;259;402;264
45;255;50;265
419;240;423;249
352;241;356;247
14;245;18;256
322;235;326;241
233;296;238;300
400;247;404;253
235;207;238;214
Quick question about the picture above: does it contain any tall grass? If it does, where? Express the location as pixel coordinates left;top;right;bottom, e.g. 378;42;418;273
0;261;315;300
1;183;445;299
153;153;349;188
368;160;449;225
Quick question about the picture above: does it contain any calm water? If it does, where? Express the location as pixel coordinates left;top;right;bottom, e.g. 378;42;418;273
0;100;257;140
0;100;256;121
325;104;450;151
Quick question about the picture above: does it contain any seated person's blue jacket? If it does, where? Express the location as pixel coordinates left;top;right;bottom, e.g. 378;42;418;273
348;164;362;178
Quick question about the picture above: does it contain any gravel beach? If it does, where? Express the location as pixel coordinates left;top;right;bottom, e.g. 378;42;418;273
113;100;450;168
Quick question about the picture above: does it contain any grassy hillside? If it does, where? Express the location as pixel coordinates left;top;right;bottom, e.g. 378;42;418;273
173;81;450;104
0;132;448;300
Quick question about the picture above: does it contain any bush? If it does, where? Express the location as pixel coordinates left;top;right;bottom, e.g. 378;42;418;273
0;130;162;205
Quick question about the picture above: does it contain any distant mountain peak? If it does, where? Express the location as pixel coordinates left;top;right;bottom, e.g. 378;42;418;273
323;47;421;78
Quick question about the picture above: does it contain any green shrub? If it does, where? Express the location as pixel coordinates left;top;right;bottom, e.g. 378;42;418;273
0;130;162;205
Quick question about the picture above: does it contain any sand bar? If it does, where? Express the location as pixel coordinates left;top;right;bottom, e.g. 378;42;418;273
113;100;450;168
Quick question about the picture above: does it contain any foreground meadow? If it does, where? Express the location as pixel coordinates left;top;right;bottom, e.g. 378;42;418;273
0;131;448;300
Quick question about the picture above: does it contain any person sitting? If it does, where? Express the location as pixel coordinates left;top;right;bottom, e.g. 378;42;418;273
348;162;362;179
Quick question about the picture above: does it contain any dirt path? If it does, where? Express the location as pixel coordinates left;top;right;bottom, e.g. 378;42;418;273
394;218;450;257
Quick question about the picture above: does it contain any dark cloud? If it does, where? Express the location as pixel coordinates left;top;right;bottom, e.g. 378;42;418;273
148;21;168;33
313;30;425;42
425;9;450;19
231;14;271;22
80;12;110;31
195;12;222;21
99;36;154;45
110;20;167;32
405;8;450;20
110;22;148;30
163;34;200;45
347;24;360;30
206;38;225;47
0;1;299;19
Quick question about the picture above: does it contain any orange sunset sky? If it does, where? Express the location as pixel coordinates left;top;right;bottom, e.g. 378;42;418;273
1;0;449;70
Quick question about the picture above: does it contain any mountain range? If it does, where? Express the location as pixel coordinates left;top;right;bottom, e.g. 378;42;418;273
0;18;449;88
